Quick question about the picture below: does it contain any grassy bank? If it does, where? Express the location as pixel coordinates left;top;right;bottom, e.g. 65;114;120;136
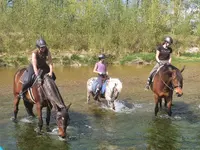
1;51;200;67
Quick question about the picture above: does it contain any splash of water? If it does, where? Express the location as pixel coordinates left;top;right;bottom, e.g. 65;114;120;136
101;99;136;113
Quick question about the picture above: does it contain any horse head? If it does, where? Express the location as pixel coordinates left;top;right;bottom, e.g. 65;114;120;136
42;75;72;139
105;78;122;109
170;65;184;97
56;103;71;138
163;64;184;97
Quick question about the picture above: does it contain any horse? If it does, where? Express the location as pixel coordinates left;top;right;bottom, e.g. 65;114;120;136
87;77;122;110
150;64;185;116
12;68;71;139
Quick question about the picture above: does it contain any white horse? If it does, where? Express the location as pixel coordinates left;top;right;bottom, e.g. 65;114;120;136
87;77;122;110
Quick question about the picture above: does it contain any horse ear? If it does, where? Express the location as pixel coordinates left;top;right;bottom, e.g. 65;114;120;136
66;103;72;110
180;65;185;73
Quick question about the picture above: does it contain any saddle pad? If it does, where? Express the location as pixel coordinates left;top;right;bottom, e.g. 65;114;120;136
19;69;28;84
27;88;36;104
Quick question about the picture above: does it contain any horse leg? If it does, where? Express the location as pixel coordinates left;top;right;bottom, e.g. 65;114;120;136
13;94;20;122
46;106;52;132
166;97;172;116
35;103;43;134
111;100;115;110
23;99;35;118
164;98;167;108
87;91;91;103
154;95;159;116
159;98;162;109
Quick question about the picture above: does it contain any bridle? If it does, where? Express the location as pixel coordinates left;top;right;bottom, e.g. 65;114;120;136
159;68;182;91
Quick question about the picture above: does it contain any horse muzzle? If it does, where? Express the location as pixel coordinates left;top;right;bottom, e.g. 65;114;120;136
175;87;183;97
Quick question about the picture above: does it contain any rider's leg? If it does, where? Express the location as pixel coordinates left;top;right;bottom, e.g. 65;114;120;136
94;75;103;99
145;63;160;90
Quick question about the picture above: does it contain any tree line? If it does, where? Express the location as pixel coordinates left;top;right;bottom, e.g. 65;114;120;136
0;0;199;56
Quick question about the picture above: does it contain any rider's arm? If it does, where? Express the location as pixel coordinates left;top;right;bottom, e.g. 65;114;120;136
93;63;100;74
47;51;53;76
32;53;39;76
155;50;160;63
168;54;172;64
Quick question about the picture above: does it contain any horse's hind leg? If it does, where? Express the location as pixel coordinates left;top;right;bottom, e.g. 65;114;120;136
23;99;35;118
13;95;20;122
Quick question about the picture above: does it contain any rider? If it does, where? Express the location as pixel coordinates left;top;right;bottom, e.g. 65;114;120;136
93;54;108;99
145;36;173;90
19;38;56;99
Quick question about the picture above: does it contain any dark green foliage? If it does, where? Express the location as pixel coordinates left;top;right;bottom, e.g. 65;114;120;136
0;0;199;66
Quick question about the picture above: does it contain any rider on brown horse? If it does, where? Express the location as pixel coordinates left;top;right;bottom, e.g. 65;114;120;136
145;36;173;90
19;38;56;99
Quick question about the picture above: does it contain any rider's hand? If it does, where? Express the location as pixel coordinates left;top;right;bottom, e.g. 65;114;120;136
158;61;162;65
36;75;42;84
99;72;102;75
48;72;52;77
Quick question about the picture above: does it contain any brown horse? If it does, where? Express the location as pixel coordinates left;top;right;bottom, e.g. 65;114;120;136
12;68;71;139
151;64;184;116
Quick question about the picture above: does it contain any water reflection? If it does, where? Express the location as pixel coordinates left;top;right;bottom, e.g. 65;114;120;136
13;123;70;150
146;118;180;150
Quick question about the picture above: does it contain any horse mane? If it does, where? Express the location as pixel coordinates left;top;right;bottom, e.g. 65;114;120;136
161;64;183;80
42;75;66;109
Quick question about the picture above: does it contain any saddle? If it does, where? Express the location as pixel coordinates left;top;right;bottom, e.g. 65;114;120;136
19;69;36;84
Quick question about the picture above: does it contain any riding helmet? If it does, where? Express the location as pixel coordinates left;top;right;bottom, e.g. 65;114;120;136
98;54;106;60
164;36;173;44
36;38;47;48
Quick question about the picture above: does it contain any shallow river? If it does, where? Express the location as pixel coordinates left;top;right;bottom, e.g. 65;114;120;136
1;63;200;150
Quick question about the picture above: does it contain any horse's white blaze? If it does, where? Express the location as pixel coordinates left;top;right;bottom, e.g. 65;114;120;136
86;77;122;109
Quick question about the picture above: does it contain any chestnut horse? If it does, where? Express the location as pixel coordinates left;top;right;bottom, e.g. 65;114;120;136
151;64;184;116
12;68;71;139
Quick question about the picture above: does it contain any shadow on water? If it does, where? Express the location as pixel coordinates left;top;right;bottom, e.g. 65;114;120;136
146;118;180;150
13;123;70;150
8;110;93;150
172;101;200;123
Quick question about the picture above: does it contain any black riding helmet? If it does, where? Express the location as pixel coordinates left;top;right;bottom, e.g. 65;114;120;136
164;36;173;44
36;38;47;48
98;54;105;60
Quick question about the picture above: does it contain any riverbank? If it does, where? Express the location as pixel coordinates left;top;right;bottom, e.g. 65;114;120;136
1;51;200;67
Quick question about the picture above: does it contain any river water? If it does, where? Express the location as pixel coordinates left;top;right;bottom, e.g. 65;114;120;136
1;63;200;150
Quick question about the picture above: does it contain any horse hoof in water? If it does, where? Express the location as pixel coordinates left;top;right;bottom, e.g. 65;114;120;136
10;117;18;123
46;127;52;132
34;127;42;135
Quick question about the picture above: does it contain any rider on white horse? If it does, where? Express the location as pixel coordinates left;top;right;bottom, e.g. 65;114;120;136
93;54;108;100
